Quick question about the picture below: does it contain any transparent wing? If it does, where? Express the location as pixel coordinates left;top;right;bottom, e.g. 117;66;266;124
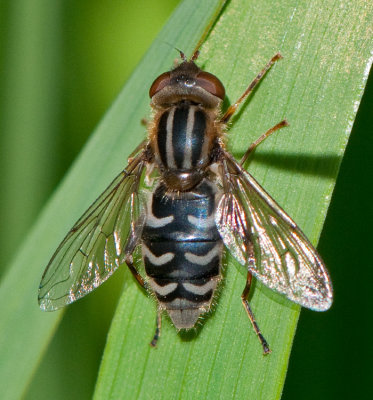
38;152;147;311
215;153;333;311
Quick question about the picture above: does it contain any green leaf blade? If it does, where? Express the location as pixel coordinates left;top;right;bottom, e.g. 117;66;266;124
1;0;371;399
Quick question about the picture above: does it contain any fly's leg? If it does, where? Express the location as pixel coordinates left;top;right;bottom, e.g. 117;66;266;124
241;272;271;355
221;53;283;124
124;254;146;288
240;120;289;165
125;253;163;347
127;139;148;163
218;53;289;164
124;224;164;348
219;162;269;354
150;309;162;347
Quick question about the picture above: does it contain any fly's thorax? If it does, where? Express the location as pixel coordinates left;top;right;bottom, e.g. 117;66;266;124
150;102;220;191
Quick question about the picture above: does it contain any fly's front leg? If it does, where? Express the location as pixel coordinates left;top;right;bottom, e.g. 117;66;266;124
127;139;148;164
242;272;271;355
221;53;283;124
218;52;288;164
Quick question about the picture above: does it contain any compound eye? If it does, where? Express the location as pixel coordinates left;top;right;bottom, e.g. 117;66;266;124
149;72;171;98
196;71;225;100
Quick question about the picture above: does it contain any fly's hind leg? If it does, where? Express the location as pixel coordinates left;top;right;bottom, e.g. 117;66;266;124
124;253;146;289
124;220;165;347
241;272;271;354
150;309;162;347
124;252;163;347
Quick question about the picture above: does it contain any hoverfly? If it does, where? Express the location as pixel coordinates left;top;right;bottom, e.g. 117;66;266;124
38;45;333;354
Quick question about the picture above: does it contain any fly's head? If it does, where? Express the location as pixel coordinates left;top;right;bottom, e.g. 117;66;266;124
149;50;225;109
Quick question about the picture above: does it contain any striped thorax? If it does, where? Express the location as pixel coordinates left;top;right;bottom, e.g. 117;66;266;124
149;60;225;191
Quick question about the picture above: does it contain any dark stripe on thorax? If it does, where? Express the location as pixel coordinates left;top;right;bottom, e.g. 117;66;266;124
157;110;170;167
172;106;189;168
191;110;206;167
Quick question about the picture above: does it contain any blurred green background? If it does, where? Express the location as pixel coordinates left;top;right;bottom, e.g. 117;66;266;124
0;1;371;399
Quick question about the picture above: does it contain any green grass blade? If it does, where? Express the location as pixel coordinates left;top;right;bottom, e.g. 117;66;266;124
0;1;62;276
94;1;372;399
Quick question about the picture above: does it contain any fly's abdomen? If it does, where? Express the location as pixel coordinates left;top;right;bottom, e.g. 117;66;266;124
141;180;223;329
